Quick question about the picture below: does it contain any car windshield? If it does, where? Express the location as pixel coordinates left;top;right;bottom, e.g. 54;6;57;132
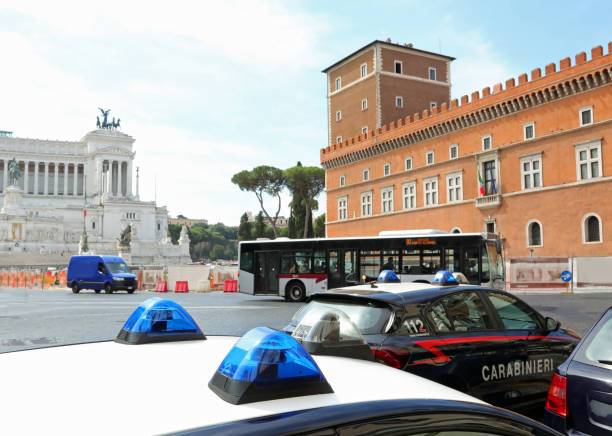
290;300;393;335
105;262;131;274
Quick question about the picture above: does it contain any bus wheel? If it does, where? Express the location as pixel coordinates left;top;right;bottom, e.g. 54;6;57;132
71;282;80;294
286;281;305;302
104;283;113;294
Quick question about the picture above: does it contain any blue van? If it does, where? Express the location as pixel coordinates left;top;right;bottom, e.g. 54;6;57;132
67;255;137;294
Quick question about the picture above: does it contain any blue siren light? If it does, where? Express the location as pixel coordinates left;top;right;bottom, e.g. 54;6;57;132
377;269;400;283
433;270;458;286
208;327;333;404
115;297;206;344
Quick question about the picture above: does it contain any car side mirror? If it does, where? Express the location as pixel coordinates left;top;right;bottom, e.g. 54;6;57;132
545;317;560;331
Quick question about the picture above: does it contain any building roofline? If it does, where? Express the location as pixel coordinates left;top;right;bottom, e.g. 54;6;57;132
322;40;455;73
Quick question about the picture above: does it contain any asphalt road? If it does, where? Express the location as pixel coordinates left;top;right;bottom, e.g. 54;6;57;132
0;287;610;353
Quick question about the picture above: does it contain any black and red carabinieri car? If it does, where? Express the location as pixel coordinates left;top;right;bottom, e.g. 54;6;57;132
285;271;581;416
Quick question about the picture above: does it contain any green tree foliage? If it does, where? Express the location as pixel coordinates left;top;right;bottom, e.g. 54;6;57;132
284;165;325;239
231;166;285;238
314;213;326;238
254;211;266;239
168;223;182;244
238;212;253;241
170;220;238;261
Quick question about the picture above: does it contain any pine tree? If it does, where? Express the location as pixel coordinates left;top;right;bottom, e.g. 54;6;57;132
254;211;266;238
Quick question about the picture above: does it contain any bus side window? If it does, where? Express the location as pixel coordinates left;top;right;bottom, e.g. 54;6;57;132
240;250;254;273
314;251;326;273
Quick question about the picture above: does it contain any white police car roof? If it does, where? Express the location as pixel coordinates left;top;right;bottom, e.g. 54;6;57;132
1;336;484;435
333;282;472;294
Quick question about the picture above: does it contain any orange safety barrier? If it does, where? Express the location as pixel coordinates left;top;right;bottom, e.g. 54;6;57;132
43;271;55;287
223;279;238;293
1;272;8;287
17;272;26;288
154;280;168;292
175;281;189;293
10;273;17;288
58;271;67;287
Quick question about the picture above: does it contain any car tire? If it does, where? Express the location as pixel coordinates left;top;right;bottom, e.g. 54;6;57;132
285;281;306;302
71;282;80;294
94;289;101;294
127;288;135;294
104;283;113;294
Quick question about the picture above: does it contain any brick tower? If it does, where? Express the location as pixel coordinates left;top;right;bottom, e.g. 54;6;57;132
323;39;454;146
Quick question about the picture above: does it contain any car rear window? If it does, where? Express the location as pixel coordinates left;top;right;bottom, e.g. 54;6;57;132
574;310;612;369
291;300;393;335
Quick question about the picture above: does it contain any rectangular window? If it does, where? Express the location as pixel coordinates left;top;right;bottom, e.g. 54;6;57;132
402;182;416;209
383;163;391;176
405;157;412;170
449;145;458;159
337;196;347;220
430;102;437;110
335;77;341;91
361;191;372;216
336;110;341;121
429;67;436;80
426;151;434;165
360;63;367;77
361;99;368;110
394;60;402;74
339;175;345;187
580;106;593;126
424;177;438;206
446;172;463;202
336;136;342;143
521;154;542;189
576;141;602;180
381;186;394;213
524;122;535;140
362;126;368;135
483;160;497;195
482;135;492;150
396;96;403;107
363;168;369;181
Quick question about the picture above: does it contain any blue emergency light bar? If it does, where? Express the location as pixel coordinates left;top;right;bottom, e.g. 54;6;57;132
209;327;333;404
377;269;400;283
432;270;458;286
115;297;206;344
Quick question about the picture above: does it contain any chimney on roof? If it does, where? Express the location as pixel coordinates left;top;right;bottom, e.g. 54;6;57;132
386;38;391;43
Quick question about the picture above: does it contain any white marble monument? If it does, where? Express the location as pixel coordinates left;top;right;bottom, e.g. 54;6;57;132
0;121;191;265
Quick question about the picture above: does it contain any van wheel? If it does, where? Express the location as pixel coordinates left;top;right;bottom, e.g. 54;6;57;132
94;289;101;294
285;281;306;302
104;283;113;294
71;283;80;294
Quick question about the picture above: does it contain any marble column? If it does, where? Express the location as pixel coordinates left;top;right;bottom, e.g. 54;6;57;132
117;161;123;198
34;162;39;195
43;162;49;195
54;163;59;195
23;161;29;194
126;161;133;198
63;163;69;195
106;165;111;195
73;164;78;196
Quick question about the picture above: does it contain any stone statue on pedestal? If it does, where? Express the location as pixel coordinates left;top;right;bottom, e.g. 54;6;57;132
8;158;21;186
119;224;132;247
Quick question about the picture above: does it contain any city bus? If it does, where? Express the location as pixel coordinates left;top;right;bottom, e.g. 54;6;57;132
238;229;505;302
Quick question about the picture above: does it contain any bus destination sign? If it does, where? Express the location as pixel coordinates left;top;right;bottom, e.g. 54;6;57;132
406;238;436;245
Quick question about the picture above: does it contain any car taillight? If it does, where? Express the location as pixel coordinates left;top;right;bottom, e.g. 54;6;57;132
546;373;567;417
374;348;408;369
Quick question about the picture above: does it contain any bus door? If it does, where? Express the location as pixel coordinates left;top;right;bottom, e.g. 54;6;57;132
462;247;480;285
328;249;358;289
254;251;280;295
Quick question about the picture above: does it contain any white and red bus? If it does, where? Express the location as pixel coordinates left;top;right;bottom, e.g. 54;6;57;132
238;229;504;302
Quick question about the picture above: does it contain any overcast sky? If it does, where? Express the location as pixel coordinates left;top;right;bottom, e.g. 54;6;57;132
1;0;610;225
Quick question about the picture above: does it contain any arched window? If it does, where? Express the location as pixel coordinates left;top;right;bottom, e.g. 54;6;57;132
526;220;543;247
584;214;602;243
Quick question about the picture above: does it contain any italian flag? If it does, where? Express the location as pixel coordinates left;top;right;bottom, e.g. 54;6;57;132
478;167;485;196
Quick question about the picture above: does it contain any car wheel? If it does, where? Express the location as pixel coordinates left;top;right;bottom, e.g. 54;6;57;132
71;282;80;294
286;281;306;302
104;283;113;294
94;289;101;294
127;288;135;294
